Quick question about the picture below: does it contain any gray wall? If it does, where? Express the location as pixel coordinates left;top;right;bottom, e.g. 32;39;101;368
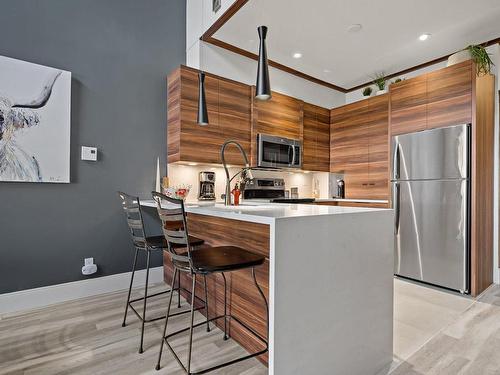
0;0;185;293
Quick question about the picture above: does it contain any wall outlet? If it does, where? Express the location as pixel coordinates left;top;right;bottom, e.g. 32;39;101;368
82;257;97;275
84;257;94;266
81;146;98;161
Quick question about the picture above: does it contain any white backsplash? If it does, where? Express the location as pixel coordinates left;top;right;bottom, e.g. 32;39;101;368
167;163;332;203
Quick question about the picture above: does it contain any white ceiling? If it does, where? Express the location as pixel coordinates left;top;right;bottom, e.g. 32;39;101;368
213;0;500;89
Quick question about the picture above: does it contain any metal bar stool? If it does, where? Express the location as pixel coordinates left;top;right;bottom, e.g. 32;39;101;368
117;191;208;353
152;192;268;374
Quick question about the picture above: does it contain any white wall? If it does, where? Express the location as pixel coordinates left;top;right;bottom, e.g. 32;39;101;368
198;42;345;108
186;0;236;55
185;0;345;108
345;61;447;104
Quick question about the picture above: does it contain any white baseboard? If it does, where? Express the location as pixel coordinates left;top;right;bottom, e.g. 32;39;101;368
0;266;164;315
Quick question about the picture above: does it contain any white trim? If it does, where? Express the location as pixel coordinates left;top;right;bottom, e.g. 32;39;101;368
0;266;164;315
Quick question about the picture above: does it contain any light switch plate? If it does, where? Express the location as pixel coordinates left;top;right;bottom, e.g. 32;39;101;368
81;146;98;161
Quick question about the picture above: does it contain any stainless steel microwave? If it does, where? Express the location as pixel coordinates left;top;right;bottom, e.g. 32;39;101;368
257;134;302;169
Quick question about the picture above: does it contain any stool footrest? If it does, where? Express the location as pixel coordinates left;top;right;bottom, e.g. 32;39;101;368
128;289;170;304
162;314;268;375
127;286;206;323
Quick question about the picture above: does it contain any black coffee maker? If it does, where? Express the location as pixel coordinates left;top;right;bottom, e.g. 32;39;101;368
198;171;216;200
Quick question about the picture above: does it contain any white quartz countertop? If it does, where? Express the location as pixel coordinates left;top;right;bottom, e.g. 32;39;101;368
140;200;390;225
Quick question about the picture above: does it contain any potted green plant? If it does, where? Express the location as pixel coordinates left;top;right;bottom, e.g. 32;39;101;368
362;86;372;97
392;77;403;85
447;44;494;75
372;73;387;95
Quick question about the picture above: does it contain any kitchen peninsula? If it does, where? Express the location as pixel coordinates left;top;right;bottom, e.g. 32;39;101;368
142;200;394;375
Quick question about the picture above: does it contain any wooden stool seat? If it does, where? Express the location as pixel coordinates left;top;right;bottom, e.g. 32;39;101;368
191;246;265;273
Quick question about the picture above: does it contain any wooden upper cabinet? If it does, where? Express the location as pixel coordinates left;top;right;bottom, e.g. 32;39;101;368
330;95;389;201
330;100;370;199
303;102;330;172
426;60;472;129
217;79;252;165
390;60;474;136
330;101;369;175
390;75;427;135
251;89;303;165
167;66;251;165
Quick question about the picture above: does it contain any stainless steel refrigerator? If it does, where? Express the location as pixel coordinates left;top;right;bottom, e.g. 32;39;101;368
391;124;470;293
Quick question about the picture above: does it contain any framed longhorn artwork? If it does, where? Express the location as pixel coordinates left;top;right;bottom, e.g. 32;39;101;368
0;55;71;183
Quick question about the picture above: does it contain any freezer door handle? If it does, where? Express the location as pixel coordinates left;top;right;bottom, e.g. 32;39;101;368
393;182;400;235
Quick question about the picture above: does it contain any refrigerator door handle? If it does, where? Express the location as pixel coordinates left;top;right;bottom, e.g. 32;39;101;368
393;182;401;235
392;143;400;180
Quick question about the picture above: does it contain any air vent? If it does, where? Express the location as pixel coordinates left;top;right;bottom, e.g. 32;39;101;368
213;0;221;13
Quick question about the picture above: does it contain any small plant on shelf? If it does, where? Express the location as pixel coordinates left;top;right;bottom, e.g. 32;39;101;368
467;44;494;76
362;86;372;97
372;72;387;94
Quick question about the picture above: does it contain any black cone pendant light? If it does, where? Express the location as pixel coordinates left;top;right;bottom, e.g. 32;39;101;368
197;71;209;125
255;26;271;100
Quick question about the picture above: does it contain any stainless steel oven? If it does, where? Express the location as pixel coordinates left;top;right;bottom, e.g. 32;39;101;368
257;134;302;169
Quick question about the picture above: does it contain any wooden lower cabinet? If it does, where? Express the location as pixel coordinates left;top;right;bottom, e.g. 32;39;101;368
470;73;495;296
163;213;270;365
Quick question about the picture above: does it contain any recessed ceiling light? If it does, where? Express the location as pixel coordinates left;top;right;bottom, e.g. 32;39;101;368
419;33;431;41
323;69;331;73
347;24;363;33
293;52;302;59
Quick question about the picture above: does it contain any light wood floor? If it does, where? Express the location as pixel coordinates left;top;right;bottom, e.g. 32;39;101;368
390;283;500;375
1;280;499;374
0;284;266;375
